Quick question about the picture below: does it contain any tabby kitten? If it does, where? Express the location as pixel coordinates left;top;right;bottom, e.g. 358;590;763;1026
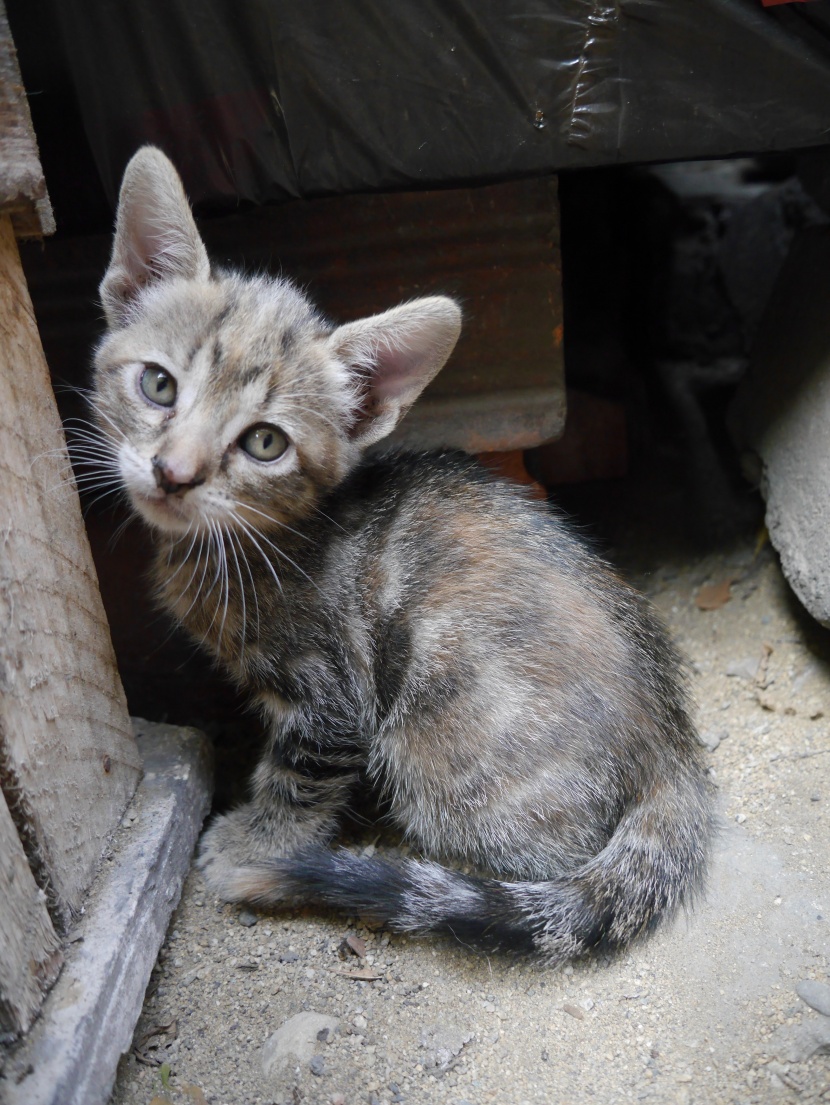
90;147;712;961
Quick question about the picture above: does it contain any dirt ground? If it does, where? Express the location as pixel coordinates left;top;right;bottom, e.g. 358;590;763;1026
109;467;830;1105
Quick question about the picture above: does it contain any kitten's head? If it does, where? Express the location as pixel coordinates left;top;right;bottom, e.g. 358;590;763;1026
92;146;461;537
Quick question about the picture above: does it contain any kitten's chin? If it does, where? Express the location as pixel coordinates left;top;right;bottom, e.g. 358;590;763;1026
131;492;195;535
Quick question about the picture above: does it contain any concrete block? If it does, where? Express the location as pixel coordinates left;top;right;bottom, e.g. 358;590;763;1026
732;226;830;626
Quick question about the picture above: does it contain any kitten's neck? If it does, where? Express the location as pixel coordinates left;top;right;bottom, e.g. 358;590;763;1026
153;519;326;665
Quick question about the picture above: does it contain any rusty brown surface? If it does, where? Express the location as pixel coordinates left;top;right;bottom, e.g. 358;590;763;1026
477;449;547;500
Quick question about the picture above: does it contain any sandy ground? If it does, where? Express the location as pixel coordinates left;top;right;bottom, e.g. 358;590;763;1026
110;473;830;1105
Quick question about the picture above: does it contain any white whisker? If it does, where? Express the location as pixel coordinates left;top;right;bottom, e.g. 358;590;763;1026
166;525;200;591
232;513;284;596
202;519;229;646
216;523;231;648
236;517;320;596
232;499;311;544
225;523;248;661
107;512;137;551
229;520;260;643
179;530;209;621
80;483;125;511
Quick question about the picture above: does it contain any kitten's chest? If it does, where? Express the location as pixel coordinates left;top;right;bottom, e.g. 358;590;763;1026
155;533;373;693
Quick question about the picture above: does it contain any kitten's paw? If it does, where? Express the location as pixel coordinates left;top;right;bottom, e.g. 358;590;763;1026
200;856;287;905
196;805;292;904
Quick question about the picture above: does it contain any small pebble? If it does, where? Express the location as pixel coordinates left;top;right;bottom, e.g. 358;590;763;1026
725;658;757;681
310;1054;325;1076
699;729;727;752
238;909;258;928
280;950;300;963
796;980;830;1017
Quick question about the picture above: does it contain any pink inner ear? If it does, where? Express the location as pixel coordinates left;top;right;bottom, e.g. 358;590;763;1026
332;296;461;445
345;337;420;443
372;341;421;401
126;224;163;279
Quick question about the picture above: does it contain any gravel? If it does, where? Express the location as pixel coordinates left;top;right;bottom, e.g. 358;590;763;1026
110;478;830;1105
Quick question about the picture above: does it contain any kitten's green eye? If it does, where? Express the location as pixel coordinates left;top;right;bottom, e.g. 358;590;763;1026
140;365;177;407
240;424;289;462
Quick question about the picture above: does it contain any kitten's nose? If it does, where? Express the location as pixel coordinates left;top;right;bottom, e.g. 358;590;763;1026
152;455;206;496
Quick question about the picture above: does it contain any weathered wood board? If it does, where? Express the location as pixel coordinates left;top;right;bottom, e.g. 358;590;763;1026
0;785;62;1037
0;3;54;238
0;213;140;931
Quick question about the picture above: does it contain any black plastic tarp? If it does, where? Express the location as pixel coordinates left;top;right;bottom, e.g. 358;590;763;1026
24;0;830;208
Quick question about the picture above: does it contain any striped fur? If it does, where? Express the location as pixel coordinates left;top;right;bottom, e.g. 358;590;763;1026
88;148;713;962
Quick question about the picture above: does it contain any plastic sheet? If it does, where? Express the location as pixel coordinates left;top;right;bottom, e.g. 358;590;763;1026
31;0;830;208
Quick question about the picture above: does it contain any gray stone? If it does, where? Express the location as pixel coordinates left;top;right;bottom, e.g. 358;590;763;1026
262;1012;340;1076
796;979;830;1017
419;1022;474;1071
309;1054;325;1076
731;227;830;627
238;909;258;928
769;1018;830;1063
725;658;758;681
699;728;727;752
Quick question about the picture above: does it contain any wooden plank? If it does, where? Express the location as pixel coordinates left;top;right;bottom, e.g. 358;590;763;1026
0;2;54;238
0;786;62;1038
0;213;139;930
1;721;213;1105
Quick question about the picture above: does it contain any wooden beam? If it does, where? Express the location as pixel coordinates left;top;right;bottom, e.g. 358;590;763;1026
0;213;139;931
0;2;54;238
0;786;62;1037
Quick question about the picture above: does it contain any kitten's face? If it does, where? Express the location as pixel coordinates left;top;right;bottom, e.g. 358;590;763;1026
91;146;461;541
93;273;353;537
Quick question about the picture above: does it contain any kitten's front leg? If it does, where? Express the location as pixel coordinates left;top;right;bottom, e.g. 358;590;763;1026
197;723;363;904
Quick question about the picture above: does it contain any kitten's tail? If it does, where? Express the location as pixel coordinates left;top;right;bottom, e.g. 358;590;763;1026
231;767;712;961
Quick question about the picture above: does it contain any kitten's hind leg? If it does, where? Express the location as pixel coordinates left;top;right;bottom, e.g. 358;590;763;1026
197;726;363;904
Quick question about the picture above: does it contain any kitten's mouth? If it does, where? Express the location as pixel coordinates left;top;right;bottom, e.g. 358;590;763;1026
131;488;195;533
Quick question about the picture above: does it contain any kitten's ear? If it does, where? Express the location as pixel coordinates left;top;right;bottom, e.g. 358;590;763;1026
100;146;210;327
328;296;462;447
